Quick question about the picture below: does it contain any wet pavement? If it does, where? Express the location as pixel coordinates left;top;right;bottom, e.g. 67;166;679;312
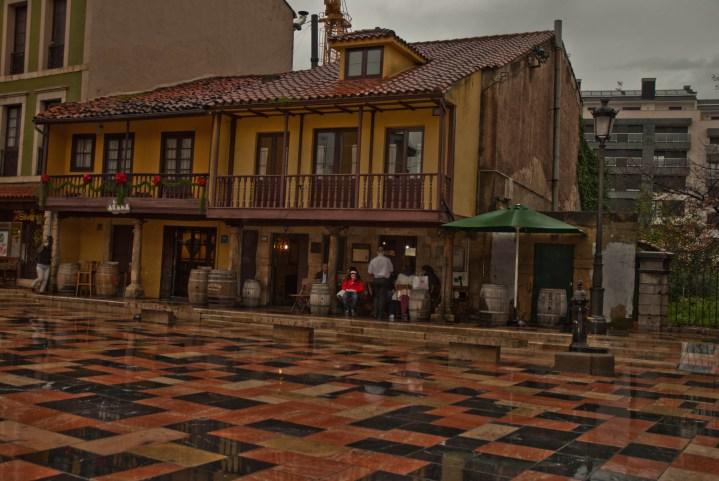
0;304;718;481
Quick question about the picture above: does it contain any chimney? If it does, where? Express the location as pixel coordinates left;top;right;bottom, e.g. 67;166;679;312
641;78;656;100
310;14;319;69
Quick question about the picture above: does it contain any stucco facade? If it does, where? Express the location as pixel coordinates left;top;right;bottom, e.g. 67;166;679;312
82;0;294;99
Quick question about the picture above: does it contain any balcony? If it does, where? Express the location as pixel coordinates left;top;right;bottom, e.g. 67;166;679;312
586;132;643;144
210;173;449;223
44;173;208;215
654;157;688;168
605;156;643;168
655;133;690;144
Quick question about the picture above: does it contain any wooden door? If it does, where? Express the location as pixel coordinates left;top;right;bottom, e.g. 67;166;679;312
111;225;133;286
270;234;308;305
384;128;424;209
532;244;574;323
379;236;418;275
160;132;194;198
254;133;285;208
312;130;357;208
160;227;216;298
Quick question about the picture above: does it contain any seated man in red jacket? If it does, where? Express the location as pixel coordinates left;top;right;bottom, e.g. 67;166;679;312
338;268;365;317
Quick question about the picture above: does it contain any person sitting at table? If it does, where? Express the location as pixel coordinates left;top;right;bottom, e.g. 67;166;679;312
314;263;329;284
338;268;365;317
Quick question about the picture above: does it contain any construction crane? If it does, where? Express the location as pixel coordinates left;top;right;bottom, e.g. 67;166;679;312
320;0;351;64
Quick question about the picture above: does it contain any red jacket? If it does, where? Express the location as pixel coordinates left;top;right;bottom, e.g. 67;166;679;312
341;278;365;294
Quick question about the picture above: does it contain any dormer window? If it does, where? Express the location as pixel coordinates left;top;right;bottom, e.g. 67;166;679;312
346;47;383;79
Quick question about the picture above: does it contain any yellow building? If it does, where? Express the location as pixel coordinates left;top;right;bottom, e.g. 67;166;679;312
37;26;581;318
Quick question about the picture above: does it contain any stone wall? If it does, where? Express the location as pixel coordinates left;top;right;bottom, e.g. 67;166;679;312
636;250;671;331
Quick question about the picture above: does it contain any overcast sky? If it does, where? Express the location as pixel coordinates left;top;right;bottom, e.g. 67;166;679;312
289;0;719;98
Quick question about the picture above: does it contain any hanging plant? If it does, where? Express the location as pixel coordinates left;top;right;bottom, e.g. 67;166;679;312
39;174;49;208
114;172;129;205
195;176;208;213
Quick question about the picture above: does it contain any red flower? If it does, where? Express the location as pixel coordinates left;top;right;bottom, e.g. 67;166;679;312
82;173;92;184
115;172;128;185
152;175;162;186
40;174;49;184
196;176;207;187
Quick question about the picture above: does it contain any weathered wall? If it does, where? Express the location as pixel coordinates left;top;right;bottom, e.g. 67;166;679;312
478;40;580;213
83;0;294;99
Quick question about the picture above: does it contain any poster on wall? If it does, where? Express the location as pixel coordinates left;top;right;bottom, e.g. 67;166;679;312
0;231;8;257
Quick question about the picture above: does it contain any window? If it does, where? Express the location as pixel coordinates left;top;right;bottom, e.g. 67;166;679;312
314;129;357;174
345;47;383;79
386;128;424;174
161;132;194;174
10;3;28;74
103;134;134;174
70;134;95;172
1;105;21;176
255;133;285;175
47;0;67;69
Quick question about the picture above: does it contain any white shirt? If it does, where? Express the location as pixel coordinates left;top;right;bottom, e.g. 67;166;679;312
368;254;394;279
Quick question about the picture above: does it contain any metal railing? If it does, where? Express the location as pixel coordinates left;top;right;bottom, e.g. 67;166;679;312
585;132;644;144
214;173;440;211
669;250;719;327
605;156;643;168
46;173;208;200
655;133;690;143
654;157;688;168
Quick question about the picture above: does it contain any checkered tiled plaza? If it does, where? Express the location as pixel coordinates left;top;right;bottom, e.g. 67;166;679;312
0;300;717;481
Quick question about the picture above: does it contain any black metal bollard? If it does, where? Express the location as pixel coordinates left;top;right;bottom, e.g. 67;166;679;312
570;281;589;350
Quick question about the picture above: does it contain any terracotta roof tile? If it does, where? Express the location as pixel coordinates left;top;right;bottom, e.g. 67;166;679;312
38;30;554;122
0;183;38;199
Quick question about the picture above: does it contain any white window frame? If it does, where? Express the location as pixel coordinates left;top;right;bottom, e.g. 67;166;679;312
38;0;72;71
1;0;32;76
32;89;66;176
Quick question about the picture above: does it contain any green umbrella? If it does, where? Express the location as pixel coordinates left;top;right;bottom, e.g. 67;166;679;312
443;204;583;313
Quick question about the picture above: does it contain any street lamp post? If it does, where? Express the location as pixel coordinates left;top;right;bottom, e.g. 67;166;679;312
590;99;618;324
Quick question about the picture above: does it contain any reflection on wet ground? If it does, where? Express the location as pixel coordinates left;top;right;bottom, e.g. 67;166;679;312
0;303;717;481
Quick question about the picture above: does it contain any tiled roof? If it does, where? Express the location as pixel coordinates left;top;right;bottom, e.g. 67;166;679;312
38;30;554;122
0;183;38;199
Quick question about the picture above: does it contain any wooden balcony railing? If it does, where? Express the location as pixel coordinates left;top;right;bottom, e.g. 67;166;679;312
46;173;208;200
215;173;444;211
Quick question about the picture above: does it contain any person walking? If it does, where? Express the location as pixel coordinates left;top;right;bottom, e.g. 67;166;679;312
32;236;52;294
368;246;394;320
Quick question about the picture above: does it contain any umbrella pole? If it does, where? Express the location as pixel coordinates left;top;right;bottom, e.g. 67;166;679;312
514;227;520;322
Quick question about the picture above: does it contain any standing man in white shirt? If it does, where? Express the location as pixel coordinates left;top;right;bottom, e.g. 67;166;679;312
368;246;394;320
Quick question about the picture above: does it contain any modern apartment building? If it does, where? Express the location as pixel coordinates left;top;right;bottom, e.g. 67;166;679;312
583;78;719;217
0;0;295;280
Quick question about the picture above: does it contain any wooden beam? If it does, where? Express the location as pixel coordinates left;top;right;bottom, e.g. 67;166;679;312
399;101;416;111
355;107;363;207
297;114;305;175
246;109;268;118
281;113;289;207
333;104;354;114
303;106;325;115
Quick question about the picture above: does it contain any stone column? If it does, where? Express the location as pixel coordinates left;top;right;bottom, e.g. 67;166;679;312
49;212;60;293
441;231;455;321
228;226;242;297
124;219;144;298
636;250;672;331
327;231;339;312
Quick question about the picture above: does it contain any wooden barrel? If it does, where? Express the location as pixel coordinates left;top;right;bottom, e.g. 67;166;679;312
188;267;211;305
95;262;120;297
242;279;261;307
409;289;430;321
480;284;509;313
309;283;331;316
537;288;568;327
57;262;79;293
207;270;237;307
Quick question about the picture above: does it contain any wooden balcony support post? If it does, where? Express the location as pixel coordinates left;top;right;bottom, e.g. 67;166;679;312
40;124;50;175
297;114;305;175
124;218;144;299
208;113;222;207
447;103;456;210
438;100;447;209
228;225;242;297
355;107;363;207
281;113;289;207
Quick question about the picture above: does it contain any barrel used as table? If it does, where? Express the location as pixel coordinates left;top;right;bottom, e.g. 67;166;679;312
479;283;509;325
57;262;79;293
207;269;237;307
309;283;331;316
95;262;120;297
188;267;211;305
537;288;568;327
242;279;261;307
409;288;430;321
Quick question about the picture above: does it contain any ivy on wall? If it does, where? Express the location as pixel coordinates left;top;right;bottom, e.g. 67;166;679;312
577;119;600;210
